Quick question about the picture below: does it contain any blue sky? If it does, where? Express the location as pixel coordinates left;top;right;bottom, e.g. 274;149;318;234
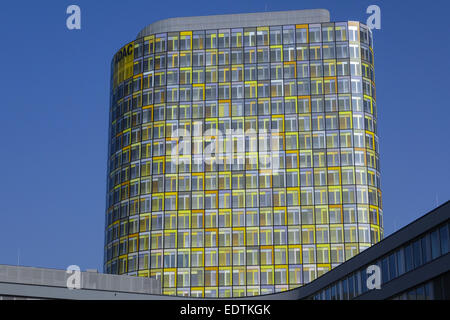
0;0;449;271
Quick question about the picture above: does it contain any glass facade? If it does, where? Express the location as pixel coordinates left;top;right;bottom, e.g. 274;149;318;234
390;271;450;300
309;221;449;300
104;20;382;297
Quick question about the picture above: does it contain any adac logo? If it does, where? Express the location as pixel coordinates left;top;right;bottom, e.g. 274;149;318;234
114;44;133;64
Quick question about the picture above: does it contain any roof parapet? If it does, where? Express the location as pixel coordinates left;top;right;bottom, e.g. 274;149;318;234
136;9;330;39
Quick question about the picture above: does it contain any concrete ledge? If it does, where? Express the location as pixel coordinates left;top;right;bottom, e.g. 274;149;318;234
0;265;160;296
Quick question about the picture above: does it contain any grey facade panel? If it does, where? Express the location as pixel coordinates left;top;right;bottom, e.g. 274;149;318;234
136;9;330;38
0;282;165;300
0;265;161;296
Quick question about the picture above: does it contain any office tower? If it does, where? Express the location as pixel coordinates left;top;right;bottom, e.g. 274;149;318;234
104;9;383;297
